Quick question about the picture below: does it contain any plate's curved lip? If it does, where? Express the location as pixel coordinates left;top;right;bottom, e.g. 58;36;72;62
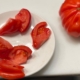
26;24;56;77
0;10;56;77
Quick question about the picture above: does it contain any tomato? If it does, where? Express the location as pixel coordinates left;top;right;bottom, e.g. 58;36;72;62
31;22;47;38
0;18;21;35
9;50;28;65
0;71;25;80
0;59;25;79
15;8;31;33
0;50;11;59
9;45;32;65
0;59;24;72
31;22;51;49
0;37;13;49
0;37;13;59
59;0;80;37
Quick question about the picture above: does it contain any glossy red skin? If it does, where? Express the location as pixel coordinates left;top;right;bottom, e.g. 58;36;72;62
9;45;32;65
0;59;25;79
31;22;51;49
59;0;80;37
0;18;21;35
15;8;31;33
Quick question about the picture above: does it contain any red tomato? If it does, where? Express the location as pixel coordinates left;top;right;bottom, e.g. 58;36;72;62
0;59;24;72
9;45;32;65
31;22;47;39
0;18;21;35
0;50;11;59
0;37;13;59
0;71;25;80
31;22;51;49
15;8;31;33
59;0;80;37
0;59;25;79
0;37;13;49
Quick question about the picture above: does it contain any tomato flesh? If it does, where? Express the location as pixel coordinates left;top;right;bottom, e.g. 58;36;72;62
0;59;25;79
15;8;31;32
9;45;32;65
0;18;21;35
0;37;13;49
59;0;80;37
0;37;13;59
31;22;51;49
0;70;25;79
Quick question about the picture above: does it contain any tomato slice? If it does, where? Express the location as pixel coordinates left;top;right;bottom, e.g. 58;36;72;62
10;50;28;65
0;71;25;80
15;8;31;32
0;59;24;72
0;59;25;79
0;18;21;35
31;22;51;49
0;37;13;49
0;37;13;59
31;22;47;39
0;49;12;59
9;45;32;65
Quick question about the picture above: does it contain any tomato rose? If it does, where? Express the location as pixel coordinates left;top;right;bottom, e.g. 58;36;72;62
59;0;80;37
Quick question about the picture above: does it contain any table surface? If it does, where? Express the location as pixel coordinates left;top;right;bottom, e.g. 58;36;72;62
0;0;80;76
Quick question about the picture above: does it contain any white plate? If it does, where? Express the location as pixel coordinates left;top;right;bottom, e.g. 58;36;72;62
0;10;55;77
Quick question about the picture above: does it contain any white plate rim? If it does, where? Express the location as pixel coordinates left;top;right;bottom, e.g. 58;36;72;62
0;10;56;77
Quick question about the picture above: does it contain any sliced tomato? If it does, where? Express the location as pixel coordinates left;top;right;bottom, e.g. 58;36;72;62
0;59;25;79
15;8;31;32
0;71;25;80
0;59;24;72
33;28;51;49
0;37;13;49
31;22;51;49
31;22;47;39
0;37;13;59
9;45;32;65
0;18;21;35
10;50;28;65
0;49;12;59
